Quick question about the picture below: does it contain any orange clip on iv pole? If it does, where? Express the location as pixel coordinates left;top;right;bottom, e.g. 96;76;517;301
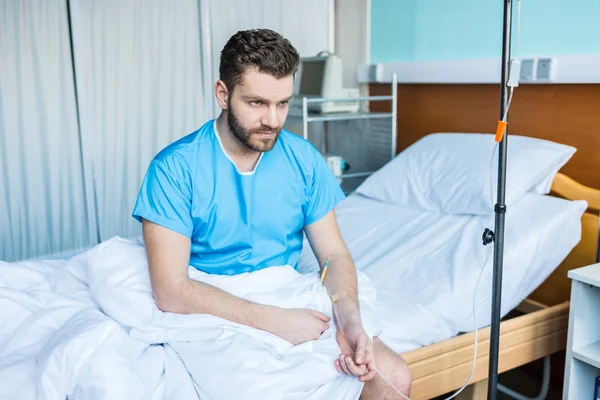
495;121;507;143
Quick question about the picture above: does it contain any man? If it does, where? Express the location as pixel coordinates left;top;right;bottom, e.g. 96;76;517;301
132;28;411;399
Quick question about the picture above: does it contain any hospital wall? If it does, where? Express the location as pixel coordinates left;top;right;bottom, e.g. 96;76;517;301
366;0;600;191
370;0;600;63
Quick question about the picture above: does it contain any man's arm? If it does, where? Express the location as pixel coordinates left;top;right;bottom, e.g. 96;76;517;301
142;219;330;344
304;210;360;323
304;209;378;381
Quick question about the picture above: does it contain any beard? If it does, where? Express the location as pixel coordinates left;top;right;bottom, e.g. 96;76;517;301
227;101;281;152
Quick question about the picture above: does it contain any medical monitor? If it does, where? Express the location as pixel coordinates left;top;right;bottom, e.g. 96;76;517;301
296;57;333;97
293;54;358;113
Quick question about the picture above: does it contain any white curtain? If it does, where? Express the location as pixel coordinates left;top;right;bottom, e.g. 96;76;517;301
205;0;334;116
0;0;94;262
70;0;206;241
0;0;333;260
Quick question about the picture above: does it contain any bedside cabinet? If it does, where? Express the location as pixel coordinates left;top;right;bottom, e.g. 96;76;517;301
564;263;600;399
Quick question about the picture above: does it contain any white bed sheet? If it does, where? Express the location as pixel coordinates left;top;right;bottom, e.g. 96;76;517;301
298;192;588;354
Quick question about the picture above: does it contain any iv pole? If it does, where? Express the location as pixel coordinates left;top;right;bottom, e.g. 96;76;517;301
487;0;513;399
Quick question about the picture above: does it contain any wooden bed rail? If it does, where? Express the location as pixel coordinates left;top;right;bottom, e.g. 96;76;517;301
402;302;570;400
551;172;600;213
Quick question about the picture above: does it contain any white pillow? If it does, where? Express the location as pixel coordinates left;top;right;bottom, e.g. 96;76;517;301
355;133;576;215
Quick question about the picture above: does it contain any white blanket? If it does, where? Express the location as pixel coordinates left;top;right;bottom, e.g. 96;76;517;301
0;237;381;400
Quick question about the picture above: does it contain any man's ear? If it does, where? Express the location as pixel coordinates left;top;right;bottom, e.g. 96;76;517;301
214;80;229;110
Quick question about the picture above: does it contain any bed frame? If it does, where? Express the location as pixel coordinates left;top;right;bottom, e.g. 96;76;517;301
401;172;600;400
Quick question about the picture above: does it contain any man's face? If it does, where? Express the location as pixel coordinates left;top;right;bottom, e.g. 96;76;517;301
227;68;293;152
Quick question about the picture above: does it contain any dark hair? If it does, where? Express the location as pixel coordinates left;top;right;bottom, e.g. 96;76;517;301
219;29;300;92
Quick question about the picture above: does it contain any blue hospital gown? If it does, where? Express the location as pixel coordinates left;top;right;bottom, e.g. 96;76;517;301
132;119;345;275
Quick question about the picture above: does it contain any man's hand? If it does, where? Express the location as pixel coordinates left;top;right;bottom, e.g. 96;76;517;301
267;308;331;345
333;304;377;382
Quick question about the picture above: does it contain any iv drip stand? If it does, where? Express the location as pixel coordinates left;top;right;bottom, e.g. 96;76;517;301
487;0;513;398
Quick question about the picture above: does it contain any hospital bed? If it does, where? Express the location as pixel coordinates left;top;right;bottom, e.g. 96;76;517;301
297;133;600;399
1;136;598;399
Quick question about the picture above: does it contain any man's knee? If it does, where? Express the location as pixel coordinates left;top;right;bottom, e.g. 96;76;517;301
365;339;413;399
390;355;412;396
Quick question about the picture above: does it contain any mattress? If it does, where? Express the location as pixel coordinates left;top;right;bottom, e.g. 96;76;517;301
298;192;588;354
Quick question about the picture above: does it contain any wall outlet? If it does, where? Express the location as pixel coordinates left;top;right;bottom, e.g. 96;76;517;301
520;58;536;82
536;58;555;81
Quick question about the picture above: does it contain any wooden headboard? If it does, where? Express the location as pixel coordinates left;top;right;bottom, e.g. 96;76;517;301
369;83;600;305
369;83;600;190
